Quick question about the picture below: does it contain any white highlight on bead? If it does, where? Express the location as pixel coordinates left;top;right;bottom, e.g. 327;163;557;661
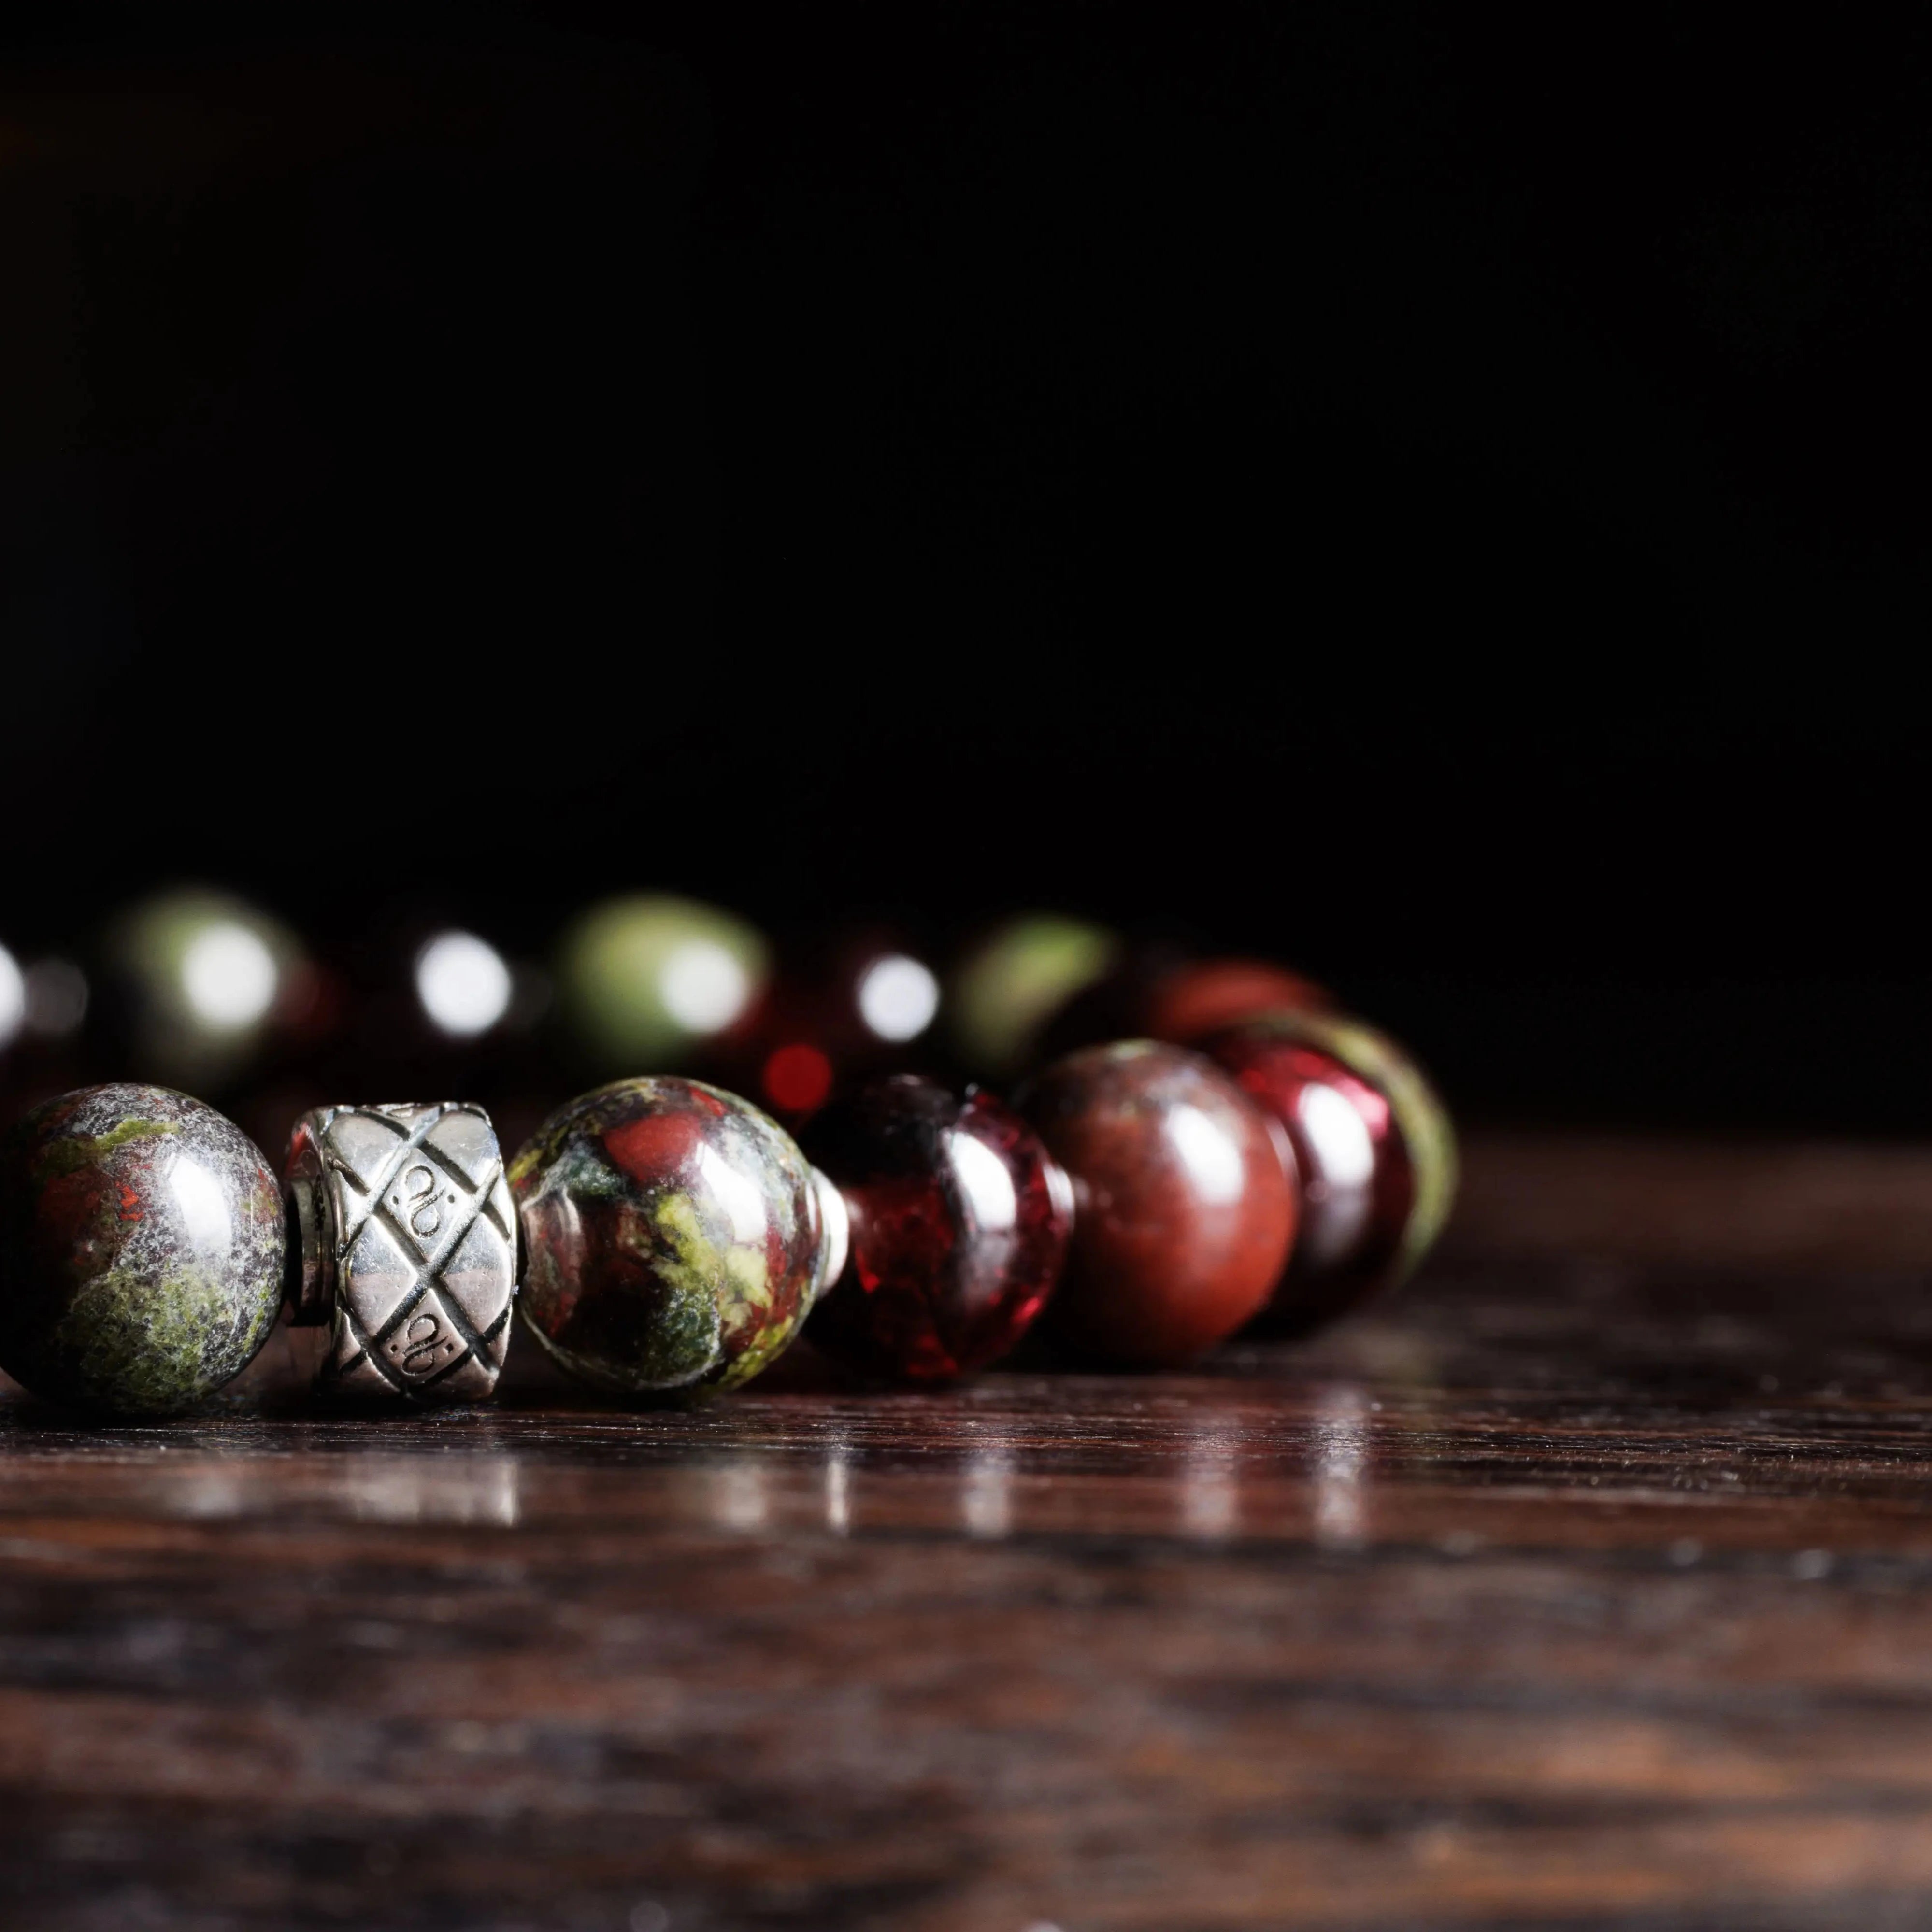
658;938;751;1033
949;1129;1017;1233
1296;1080;1377;1269
0;943;24;1049
696;1140;770;1245
169;1156;235;1258
416;931;513;1038
1299;1081;1376;1188
855;952;939;1041
180;921;278;1030
1166;1102;1246;1205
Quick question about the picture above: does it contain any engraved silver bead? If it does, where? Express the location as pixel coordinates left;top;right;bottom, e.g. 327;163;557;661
285;1101;516;1402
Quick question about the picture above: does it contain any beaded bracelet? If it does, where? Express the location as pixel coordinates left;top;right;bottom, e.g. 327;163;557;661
0;1001;1453;1419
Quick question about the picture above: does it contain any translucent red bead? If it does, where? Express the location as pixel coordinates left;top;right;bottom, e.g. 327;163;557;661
803;1076;1070;1381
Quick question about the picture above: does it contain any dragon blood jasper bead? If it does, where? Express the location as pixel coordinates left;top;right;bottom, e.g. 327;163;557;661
801;1076;1071;1382
0;1083;286;1416
510;1076;836;1398
1199;1010;1457;1334
1018;1042;1297;1367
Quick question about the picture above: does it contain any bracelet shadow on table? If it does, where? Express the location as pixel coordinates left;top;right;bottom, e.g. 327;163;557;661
8;1131;1932;1932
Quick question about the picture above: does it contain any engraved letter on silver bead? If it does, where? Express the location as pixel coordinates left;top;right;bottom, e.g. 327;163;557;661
286;1102;515;1402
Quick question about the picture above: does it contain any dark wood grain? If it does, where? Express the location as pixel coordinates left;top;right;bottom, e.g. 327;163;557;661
10;1134;1932;1930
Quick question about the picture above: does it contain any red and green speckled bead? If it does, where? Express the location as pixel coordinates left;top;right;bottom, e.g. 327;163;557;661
510;1075;833;1398
0;1083;286;1416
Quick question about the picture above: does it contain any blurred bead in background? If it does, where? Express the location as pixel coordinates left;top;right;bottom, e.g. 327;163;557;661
947;914;1119;1077
104;888;316;1091
712;928;946;1125
558;895;768;1072
0;944;89;1056
855;950;941;1046
414;930;516;1039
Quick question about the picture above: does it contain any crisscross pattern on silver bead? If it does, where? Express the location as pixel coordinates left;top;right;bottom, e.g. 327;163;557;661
291;1102;516;1402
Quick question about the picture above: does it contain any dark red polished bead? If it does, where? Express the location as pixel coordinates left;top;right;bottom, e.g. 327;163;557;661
1017;1042;1297;1367
1199;1011;1457;1335
802;1076;1070;1381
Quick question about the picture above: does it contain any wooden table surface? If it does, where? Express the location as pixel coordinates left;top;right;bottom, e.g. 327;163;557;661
10;1133;1932;1932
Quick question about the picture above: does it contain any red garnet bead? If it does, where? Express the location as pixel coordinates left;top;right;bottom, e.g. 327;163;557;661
801;1076;1070;1381
1017;1041;1297;1367
1198;1011;1458;1334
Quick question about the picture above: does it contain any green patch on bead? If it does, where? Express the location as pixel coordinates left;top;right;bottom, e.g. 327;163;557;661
651;1191;722;1297
723;1244;771;1313
31;1117;180;1185
650;1191;792;1391
558;1136;631;1201
714;1294;807;1390
620;1272;721;1390
50;1262;273;1417
523;1281;723;1396
510;1125;623;1203
552;1189;725;1390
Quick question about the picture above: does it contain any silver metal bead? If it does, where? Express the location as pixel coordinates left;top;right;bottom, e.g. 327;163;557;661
285;1102;516;1403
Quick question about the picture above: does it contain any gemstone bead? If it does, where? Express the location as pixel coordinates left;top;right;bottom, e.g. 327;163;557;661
0;1082;286;1416
801;1076;1071;1382
510;1076;831;1397
1199;1011;1457;1333
1017;1042;1297;1366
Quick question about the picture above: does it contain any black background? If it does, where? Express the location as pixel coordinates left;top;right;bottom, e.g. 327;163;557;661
3;5;1929;1129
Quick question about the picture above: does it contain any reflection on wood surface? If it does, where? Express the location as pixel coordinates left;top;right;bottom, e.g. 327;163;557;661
7;1135;1932;1928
